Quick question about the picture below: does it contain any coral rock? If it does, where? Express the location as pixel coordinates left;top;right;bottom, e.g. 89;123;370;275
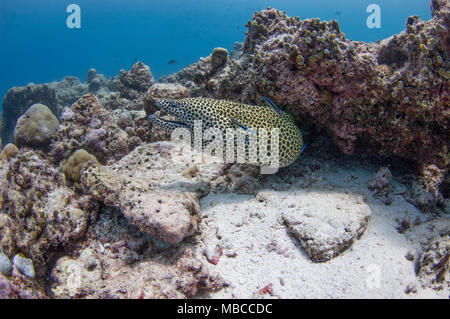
161;4;450;173
0;251;11;275
80;159;202;244
0;83;58;144
51;245;223;299
63;149;98;183
49;94;130;164
0;149;90;279
368;167;393;205
115;62;155;100
12;254;35;279
14;103;59;148
282;192;371;262
0;143;19;161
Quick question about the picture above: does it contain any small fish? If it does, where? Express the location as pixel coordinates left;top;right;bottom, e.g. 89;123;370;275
148;97;304;168
167;59;177;64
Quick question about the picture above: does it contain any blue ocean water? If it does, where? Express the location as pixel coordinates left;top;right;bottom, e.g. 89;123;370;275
0;0;431;112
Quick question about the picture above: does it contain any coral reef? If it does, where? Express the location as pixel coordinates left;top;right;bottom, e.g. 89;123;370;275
160;47;233;95
161;2;450;177
0;69;116;146
403;165;446;213
0;140;225;299
13;104;59;148
0;273;46;299
76;141;257;243
0;0;448;299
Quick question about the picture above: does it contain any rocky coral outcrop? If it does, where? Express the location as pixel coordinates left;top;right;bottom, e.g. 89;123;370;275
0;273;46;299
63;149;98;183
81;162;202;244
115;62;155;100
0;141;227;299
79;151;203;243
85;68;115;94
282;192;371;262
0;69;117;147
13;104;59;148
49;94;132;164
73;141;262;243
403;165;446;213
49;76;89;108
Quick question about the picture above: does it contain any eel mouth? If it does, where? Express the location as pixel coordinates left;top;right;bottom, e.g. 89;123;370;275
151;104;188;128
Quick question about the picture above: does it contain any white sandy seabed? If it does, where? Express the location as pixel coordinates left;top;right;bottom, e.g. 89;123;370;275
189;145;449;299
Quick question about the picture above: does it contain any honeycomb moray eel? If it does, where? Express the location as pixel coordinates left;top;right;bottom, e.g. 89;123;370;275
148;97;304;168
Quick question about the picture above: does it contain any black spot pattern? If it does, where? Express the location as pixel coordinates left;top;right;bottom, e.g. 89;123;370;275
151;98;304;167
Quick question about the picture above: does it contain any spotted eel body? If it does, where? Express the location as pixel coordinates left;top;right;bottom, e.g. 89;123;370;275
148;97;304;168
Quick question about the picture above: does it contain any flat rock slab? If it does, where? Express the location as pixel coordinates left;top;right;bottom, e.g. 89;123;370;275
81;159;202;244
282;192;371;262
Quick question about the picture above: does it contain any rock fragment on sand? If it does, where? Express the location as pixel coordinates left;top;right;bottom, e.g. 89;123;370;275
282;192;371;262
0;143;19;161
12;254;35;278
